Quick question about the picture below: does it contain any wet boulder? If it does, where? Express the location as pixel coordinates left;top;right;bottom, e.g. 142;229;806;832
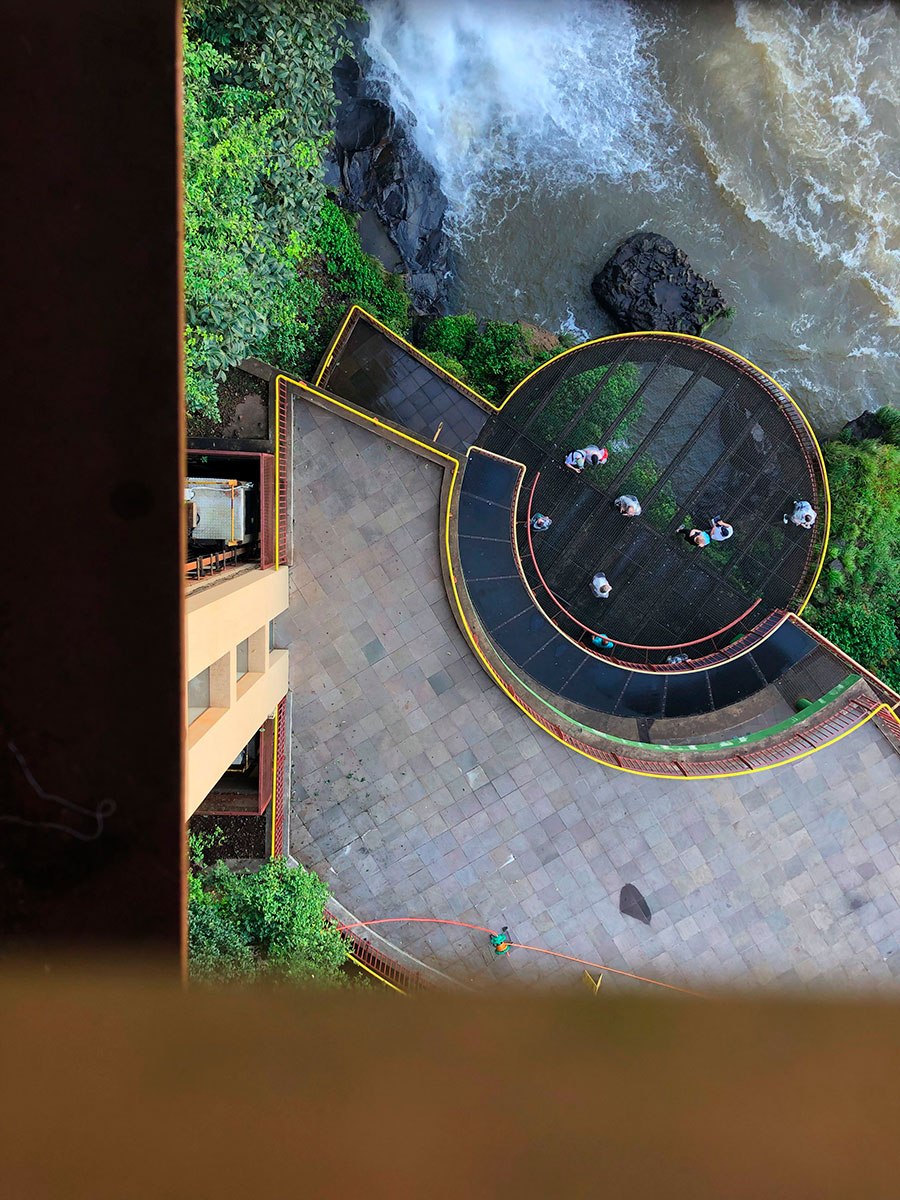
329;55;451;315
592;232;729;335
840;410;883;443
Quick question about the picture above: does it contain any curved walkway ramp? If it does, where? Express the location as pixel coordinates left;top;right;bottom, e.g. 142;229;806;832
450;447;884;777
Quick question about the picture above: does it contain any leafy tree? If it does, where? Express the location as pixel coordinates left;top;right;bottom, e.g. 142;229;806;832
183;0;362;416
252;269;325;380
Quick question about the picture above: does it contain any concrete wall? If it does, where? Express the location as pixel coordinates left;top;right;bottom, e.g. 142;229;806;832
185;567;289;818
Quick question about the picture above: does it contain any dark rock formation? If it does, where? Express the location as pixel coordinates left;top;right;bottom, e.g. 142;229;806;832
592;232;729;335
329;55;451;315
840;410;883;443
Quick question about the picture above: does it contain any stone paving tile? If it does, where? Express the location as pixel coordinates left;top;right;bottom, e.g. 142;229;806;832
282;402;900;992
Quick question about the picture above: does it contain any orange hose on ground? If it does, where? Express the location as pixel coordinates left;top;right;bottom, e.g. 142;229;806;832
335;917;706;998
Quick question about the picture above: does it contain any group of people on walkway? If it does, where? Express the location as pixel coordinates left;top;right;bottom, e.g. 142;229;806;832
530;443;818;612
679;517;734;548
564;445;608;472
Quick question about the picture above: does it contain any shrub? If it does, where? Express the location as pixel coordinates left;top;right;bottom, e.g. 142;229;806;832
307;200;409;331
812;602;900;679
188;857;349;985
189;900;257;981
421;349;470;383
419;314;563;402
876;404;900;446
421;313;478;361
805;433;900;690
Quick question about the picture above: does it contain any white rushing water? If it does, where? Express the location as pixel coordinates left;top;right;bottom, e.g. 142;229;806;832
363;0;900;432
364;0;678;238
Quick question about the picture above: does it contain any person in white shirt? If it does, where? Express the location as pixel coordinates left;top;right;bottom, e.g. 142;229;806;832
614;494;642;517
784;500;817;528
565;445;608;472
590;572;612;598
709;516;733;541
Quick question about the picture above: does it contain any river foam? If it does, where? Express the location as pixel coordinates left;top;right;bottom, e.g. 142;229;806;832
695;1;900;323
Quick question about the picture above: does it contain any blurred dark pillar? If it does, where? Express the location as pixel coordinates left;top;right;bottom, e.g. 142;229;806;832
1;0;184;958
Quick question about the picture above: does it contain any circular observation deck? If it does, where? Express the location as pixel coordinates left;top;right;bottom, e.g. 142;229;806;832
475;332;828;669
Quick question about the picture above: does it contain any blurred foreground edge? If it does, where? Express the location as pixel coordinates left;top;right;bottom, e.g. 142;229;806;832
2;968;900;1198
1;0;184;954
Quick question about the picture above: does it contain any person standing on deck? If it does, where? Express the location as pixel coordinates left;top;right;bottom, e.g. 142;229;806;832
677;525;711;547
614;495;642;517
784;500;817;528
590;572;612;598
709;516;733;541
565;446;608;472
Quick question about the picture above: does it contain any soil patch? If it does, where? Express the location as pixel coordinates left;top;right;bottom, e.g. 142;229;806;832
191;812;267;860
187;367;269;440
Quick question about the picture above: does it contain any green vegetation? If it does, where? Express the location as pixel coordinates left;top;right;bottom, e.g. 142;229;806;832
700;305;736;334
421;348;470;382
419;314;565;402
526;361;642;452
183;3;577;422
183;0;362;417
255;200;411;381
618;453;678;530
805;419;900;690
188;832;349;984
872;405;900;446
308;202;409;331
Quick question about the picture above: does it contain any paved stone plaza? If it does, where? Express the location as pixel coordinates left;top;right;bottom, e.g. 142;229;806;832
280;400;900;991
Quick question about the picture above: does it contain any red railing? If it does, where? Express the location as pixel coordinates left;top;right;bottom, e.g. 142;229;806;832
276;377;290;567
270;694;287;858
259;452;275;569
497;676;872;778
650;335;829;605
519;468;779;670
856;692;900;752
324;911;429;992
